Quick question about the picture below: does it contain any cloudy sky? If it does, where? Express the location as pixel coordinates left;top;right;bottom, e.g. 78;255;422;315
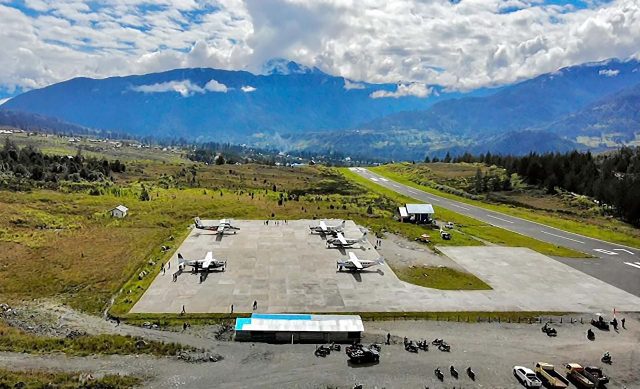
0;0;639;101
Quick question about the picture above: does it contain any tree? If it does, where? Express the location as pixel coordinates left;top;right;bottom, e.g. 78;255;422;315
424;156;431;163
443;152;452;163
474;167;483;194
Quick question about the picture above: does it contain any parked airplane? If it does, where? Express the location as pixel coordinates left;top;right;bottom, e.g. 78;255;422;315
177;252;226;272
194;217;240;235
337;252;384;272
309;220;345;235
326;231;368;248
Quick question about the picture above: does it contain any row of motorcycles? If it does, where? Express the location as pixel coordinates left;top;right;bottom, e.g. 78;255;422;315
314;342;342;357
434;366;476;381
403;337;451;352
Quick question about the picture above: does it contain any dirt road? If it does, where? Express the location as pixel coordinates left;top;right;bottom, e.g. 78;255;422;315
2;306;638;388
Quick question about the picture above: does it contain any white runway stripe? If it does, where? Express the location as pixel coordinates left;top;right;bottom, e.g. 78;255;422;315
624;262;640;270
486;214;514;224
541;230;585;244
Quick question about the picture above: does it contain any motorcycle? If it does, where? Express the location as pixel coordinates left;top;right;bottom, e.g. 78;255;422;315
417;340;429;351
329;342;341;351
434;368;444;381
542;323;557;337
405;341;419;353
438;342;451;352
467;367;476;381
601;352;612;364
587;329;595;341
369;343;382;352
314;345;331;357
432;338;444;346
450;365;458;379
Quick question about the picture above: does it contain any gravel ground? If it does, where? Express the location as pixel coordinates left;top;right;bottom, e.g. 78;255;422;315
1;304;638;389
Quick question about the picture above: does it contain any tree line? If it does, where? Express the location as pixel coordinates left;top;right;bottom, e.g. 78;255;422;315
0;138;125;187
442;148;640;226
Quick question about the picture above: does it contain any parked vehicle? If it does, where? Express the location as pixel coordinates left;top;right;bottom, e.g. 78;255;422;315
315;344;331;357
467;367;476;381
345;344;380;364
513;366;542;388
440;229;451;240
535;362;569;389
416;234;431;243
542;322;558;337
582;366;609;387
591;315;610;331
445;222;455;229
601;352;612;364
565;363;596;388
438;342;451;352
434;368;444;381
405;341;419;353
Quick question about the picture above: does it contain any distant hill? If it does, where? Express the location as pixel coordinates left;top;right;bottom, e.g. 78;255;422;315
2;61;470;141
363;59;640;138
540;82;640;147
0;109;96;135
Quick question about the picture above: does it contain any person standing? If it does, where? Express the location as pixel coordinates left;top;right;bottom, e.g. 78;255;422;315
621;317;626;329
253;300;258;310
386;332;391;345
181;305;186;315
231;304;234;314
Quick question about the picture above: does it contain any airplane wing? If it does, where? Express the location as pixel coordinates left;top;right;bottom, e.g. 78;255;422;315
319;221;327;231
337;232;348;245
348;252;363;269
201;252;214;268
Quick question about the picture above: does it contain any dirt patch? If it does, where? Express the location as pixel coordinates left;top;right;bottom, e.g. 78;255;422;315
376;232;464;270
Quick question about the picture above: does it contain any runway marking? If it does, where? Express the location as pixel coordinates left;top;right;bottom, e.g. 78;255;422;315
624;262;640;270
614;249;634;255
540;230;585;244
379;178;389;182
486;214;514;224
594;248;618;255
451;204;471;210
370;177;379;182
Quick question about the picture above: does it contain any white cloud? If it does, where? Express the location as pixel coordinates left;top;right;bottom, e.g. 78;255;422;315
204;79;228;92
131;80;204;97
599;68;620;77
370;83;432;99
1;0;640;96
131;78;228;96
241;85;256;92
343;79;365;90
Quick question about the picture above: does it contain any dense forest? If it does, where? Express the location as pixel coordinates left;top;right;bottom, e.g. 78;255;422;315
449;148;640;226
0;138;125;189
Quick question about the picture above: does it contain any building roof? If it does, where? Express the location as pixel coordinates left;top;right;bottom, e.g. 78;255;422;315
405;203;434;214
398;206;409;218
112;205;129;212
235;313;364;333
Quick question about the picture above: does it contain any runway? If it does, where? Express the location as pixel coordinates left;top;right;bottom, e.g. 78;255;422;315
351;167;640;298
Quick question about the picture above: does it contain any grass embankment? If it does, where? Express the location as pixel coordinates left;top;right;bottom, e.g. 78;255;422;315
0;320;190;357
0;369;140;389
373;164;640;249
394;266;491;290
341;168;588;258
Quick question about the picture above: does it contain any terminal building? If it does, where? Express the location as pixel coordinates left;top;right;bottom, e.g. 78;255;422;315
235;313;364;343
398;203;435;224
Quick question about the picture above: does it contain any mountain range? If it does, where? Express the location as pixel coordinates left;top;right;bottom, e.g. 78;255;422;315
2;58;640;159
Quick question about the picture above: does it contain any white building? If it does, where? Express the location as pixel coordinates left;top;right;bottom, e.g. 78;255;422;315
110;205;129;218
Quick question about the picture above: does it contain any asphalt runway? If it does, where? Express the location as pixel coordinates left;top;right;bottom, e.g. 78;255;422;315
351;167;640;297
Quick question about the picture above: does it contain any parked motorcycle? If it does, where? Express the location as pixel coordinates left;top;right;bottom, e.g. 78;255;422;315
542;323;557;337
467;367;476;381
315;345;331;357
434;368;444;381
450;365;458;379
587;328;595;341
438;342;451;352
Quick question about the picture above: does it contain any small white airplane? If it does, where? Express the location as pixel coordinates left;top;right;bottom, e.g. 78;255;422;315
326;231;368;248
309;220;345;235
177;252;226;272
337;252;384;272
194;217;240;235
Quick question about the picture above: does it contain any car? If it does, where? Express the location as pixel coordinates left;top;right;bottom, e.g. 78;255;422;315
445;221;455;229
440;229;451;240
514;366;542;388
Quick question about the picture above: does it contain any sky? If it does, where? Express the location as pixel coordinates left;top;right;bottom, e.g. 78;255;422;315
0;0;639;101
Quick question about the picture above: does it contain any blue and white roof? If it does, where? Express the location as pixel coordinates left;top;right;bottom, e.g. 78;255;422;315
235;313;364;333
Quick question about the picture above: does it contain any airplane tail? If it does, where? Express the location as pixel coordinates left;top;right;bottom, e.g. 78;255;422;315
194;217;203;228
360;230;368;242
341;220;346;228
177;253;185;265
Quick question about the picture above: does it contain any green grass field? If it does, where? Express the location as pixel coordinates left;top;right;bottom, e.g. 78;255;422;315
341;168;588;258
371;164;640;249
392;266;492;290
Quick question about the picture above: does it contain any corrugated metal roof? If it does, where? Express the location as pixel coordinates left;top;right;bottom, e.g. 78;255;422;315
113;205;128;212
405;203;434;214
235;313;364;333
398;206;409;217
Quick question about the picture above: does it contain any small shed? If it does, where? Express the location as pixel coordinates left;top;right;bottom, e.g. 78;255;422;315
235;313;364;343
111;205;129;218
398;203;434;224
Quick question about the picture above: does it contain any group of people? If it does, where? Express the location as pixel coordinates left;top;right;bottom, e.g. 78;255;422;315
264;220;288;225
